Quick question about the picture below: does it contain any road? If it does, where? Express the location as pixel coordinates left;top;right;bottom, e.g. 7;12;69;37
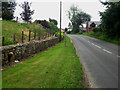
68;35;119;88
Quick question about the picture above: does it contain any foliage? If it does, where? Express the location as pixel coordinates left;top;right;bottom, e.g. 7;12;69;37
2;20;47;46
56;32;64;38
67;31;71;34
49;18;58;25
67;5;91;33
65;28;68;32
92;27;101;33
20;1;34;23
99;1;120;39
2;1;16;20
82;32;120;45
34;20;51;29
48;22;59;31
78;31;83;34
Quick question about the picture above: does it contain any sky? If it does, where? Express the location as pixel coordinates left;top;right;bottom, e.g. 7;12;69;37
14;0;106;28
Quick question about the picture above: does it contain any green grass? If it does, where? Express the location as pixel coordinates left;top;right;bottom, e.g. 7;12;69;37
82;32;120;45
2;20;47;46
69;31;120;45
2;37;86;88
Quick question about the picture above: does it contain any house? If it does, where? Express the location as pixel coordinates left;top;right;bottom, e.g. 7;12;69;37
86;21;101;33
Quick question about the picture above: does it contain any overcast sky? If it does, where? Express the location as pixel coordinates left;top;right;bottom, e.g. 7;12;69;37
15;0;106;28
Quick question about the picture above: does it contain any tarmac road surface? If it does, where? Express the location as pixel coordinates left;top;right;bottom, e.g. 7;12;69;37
68;35;119;88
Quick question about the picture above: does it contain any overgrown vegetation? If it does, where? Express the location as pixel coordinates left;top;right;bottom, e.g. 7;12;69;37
2;20;56;46
77;1;120;45
67;5;91;33
49;18;58;25
2;1;16;20
2;37;86;88
99;1;120;40
82;31;120;45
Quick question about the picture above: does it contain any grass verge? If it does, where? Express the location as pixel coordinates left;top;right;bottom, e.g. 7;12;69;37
2;37;86;88
82;33;120;45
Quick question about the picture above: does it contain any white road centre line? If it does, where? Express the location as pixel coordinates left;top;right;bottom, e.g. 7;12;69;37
81;37;85;39
103;49;112;54
88;41;90;43
94;45;102;49
92;43;95;45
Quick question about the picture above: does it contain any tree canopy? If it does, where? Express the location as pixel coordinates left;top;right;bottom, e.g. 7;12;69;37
2;1;16;20
20;1;34;23
67;5;91;33
99;1;120;39
49;18;58;25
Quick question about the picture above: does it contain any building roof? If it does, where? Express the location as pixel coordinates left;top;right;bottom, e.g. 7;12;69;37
88;21;101;27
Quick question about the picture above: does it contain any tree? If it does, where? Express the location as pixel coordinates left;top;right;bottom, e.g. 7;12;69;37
99;1;120;39
48;22;59;31
65;28;68;32
34;20;51;29
2;1;16;20
67;5;91;33
49;18;58;25
20;1;34;23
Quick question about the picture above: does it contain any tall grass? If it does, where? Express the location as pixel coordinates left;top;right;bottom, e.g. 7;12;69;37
2;20;52;46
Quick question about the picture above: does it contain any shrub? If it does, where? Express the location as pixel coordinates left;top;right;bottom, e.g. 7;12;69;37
67;31;71;34
48;22;59;31
56;32;64;38
92;27;101;33
78;31;83;34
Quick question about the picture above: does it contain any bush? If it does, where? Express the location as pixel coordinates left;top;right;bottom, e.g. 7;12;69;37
92;27;101;33
78;31;83;34
56;32;64;38
48;22;59;31
67;31;71;34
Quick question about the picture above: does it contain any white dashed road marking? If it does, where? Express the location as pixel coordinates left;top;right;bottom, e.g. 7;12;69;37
92;43;95;45
88;41;90;43
94;45;102;49
103;49;112;54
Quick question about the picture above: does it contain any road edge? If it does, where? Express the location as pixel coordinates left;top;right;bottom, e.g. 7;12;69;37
69;37;92;88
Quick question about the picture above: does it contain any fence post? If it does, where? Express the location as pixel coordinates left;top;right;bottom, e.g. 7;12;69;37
22;31;24;43
29;30;31;41
2;36;4;46
34;31;36;40
13;33;16;43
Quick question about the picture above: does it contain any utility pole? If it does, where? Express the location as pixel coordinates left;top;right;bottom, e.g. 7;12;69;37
59;1;62;42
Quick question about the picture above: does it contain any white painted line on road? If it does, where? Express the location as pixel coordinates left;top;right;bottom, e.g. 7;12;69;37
81;37;85;39
94;45;102;49
88;41;90;43
91;43;95;45
103;49;112;54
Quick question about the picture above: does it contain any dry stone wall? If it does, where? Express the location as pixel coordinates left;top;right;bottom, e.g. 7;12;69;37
2;37;59;66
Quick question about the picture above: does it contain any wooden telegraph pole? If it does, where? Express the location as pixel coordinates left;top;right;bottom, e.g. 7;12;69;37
65;28;67;47
59;1;62;42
